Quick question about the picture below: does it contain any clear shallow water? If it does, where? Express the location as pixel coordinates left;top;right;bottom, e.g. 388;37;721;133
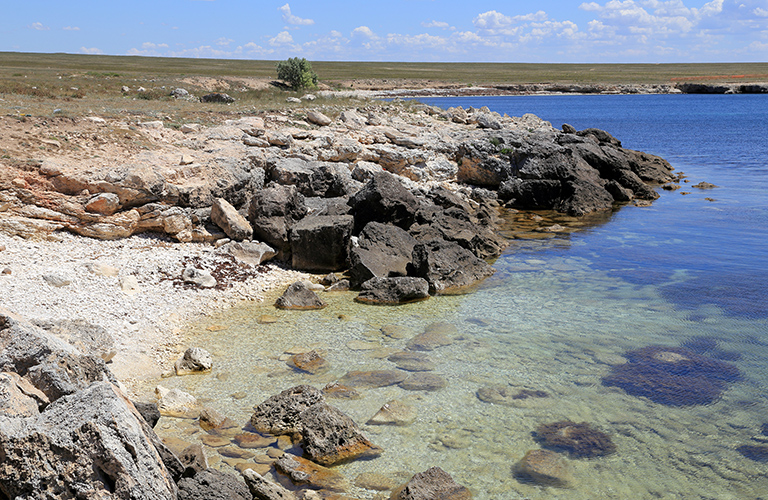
155;95;768;499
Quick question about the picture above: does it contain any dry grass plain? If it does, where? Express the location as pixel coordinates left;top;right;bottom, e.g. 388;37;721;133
2;51;767;121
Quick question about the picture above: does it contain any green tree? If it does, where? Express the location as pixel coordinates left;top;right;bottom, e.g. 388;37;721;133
276;57;318;90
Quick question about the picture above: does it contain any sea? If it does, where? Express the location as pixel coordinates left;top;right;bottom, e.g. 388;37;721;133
155;94;768;499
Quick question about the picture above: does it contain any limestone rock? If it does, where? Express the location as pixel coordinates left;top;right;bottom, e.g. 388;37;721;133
201;92;236;103
514;449;574;488
0;371;44;418
348;171;420;233
299;402;383;465
120;275;141;295
241;468;298;500
338;370;408;388
179;443;208;477
219;241;277;266
85;261;120;277
392;467;472;500
406;322;457;351
182;267;217;288
348;222;419;288
250;385;325;435
85;192;121;215
387;351;436;372
177;468;250;500
155;385;200;418
175;347;213;375
355;277;430;305
399;373;447;392
275;281;327;310
307;111;332;127
0;382;179;499
211;197;253;241
289;350;329;374
290;215;353;272
367;400;417;426
248;184;307;260
42;272;72;287
32;318;117;363
410;239;495;294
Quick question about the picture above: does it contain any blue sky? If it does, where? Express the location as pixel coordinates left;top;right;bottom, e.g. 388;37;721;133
2;0;767;62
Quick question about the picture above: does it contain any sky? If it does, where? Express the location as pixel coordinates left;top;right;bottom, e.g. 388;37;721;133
2;0;767;63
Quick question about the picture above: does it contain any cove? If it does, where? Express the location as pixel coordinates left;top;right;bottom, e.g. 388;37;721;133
155;94;768;499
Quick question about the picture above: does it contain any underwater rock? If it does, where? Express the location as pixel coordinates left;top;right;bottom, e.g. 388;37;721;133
338;370;408;388
275;452;350;491
406;321;457;351
367;400;417;426
274;281;327;310
399;373;447;392
737;444;768;462
288;350;329;374
322;382;361;400
391;466;472;500
514;449;574;488
476;385;549;406
602;345;740;406
535;421;616;458
387;351;436;372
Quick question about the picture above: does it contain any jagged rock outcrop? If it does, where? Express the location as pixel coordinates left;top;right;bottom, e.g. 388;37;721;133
355;277;430;305
410;239;495;294
349;222;419;288
290;215;353;272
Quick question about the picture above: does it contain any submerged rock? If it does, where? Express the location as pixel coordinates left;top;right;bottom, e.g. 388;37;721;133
535;421;616;458
514;449;574;488
275;281;327;310
391;466;472;500
355;276;430;305
367;400;417;426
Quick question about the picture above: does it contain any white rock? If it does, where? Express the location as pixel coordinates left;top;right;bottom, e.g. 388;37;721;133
120;275;141;295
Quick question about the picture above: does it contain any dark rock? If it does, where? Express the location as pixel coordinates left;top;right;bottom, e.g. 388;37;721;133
514;449;573;488
0;382;179;499
268;159;357;198
200;92;236;103
177;468;250;500
133;401;161;428
349;222;419;288
392;467;472;500
409;239;495;294
290;215;353;272
250;385;325;435
179;443;208;478
602;345;740;406
535;421;616;458
355;277;430;305
737;444;768;462
275;282;327;310
410;208;505;260
248;184;307;260
348;171;420;233
299;402;383;465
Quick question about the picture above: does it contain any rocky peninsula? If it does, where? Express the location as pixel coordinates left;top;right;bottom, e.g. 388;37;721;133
0;97;675;499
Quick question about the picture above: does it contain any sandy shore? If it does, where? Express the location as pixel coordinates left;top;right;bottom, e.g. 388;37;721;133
0;230;308;392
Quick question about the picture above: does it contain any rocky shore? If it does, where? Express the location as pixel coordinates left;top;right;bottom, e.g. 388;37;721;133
0;99;675;498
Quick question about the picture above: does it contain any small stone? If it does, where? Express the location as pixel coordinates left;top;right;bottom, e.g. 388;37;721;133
322;382;361;400
266;448;284;459
307;111;332;126
355;472;400;491
42;273;71;287
182;267;217;288
218;446;256;460
120;275;141;295
387;351;436;372
367;400;417;426
155;385;200;418
257;315;279;324
2;268;11;275
175;347;213;375
347;340;381;351
200;435;231;448
85;262;119;277
338;370;408;388
275;453;349;492
236;462;272;476
406;322;457;351
275;281;326;310
381;325;413;339
180;155;195;165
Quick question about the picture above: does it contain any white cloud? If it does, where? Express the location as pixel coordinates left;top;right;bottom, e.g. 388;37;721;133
351;26;377;39
215;37;234;46
474;11;513;30
29;22;49;31
80;47;103;54
63;26;80;31
279;3;314;26
754;7;768;17
422;20;453;29
269;31;294;46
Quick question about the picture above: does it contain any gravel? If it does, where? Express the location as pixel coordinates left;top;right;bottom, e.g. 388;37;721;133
0;231;307;388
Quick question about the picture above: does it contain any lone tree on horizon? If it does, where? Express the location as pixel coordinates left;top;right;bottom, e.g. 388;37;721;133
276;57;318;90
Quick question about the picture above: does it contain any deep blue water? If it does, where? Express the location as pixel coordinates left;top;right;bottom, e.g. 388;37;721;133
418;95;768;320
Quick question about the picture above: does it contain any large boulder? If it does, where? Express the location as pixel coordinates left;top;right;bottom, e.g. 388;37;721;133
177;468;250;500
355;277;430;305
268;159;357;198
0;382;179;500
250;385;381;466
348;171;420;233
211;197;252;241
0;313;116;401
409;239;495;294
241;469;297;500
349;222;419;288
274;282;327;310
391;467;472;500
410;207;505;260
248;184;307;260
290;215;353;272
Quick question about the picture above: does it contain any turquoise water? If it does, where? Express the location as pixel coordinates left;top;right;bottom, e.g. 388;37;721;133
155;95;768;499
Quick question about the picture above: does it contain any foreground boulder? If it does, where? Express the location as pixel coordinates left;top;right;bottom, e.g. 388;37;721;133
391;467;472;500
349;222;419;288
248;184;307;260
356;277;430;305
250;385;381;466
348;171;420;233
177;468;250;500
275;281;327;310
0;382;179;499
410;239;495;293
290;215;353;272
211;197;252;241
